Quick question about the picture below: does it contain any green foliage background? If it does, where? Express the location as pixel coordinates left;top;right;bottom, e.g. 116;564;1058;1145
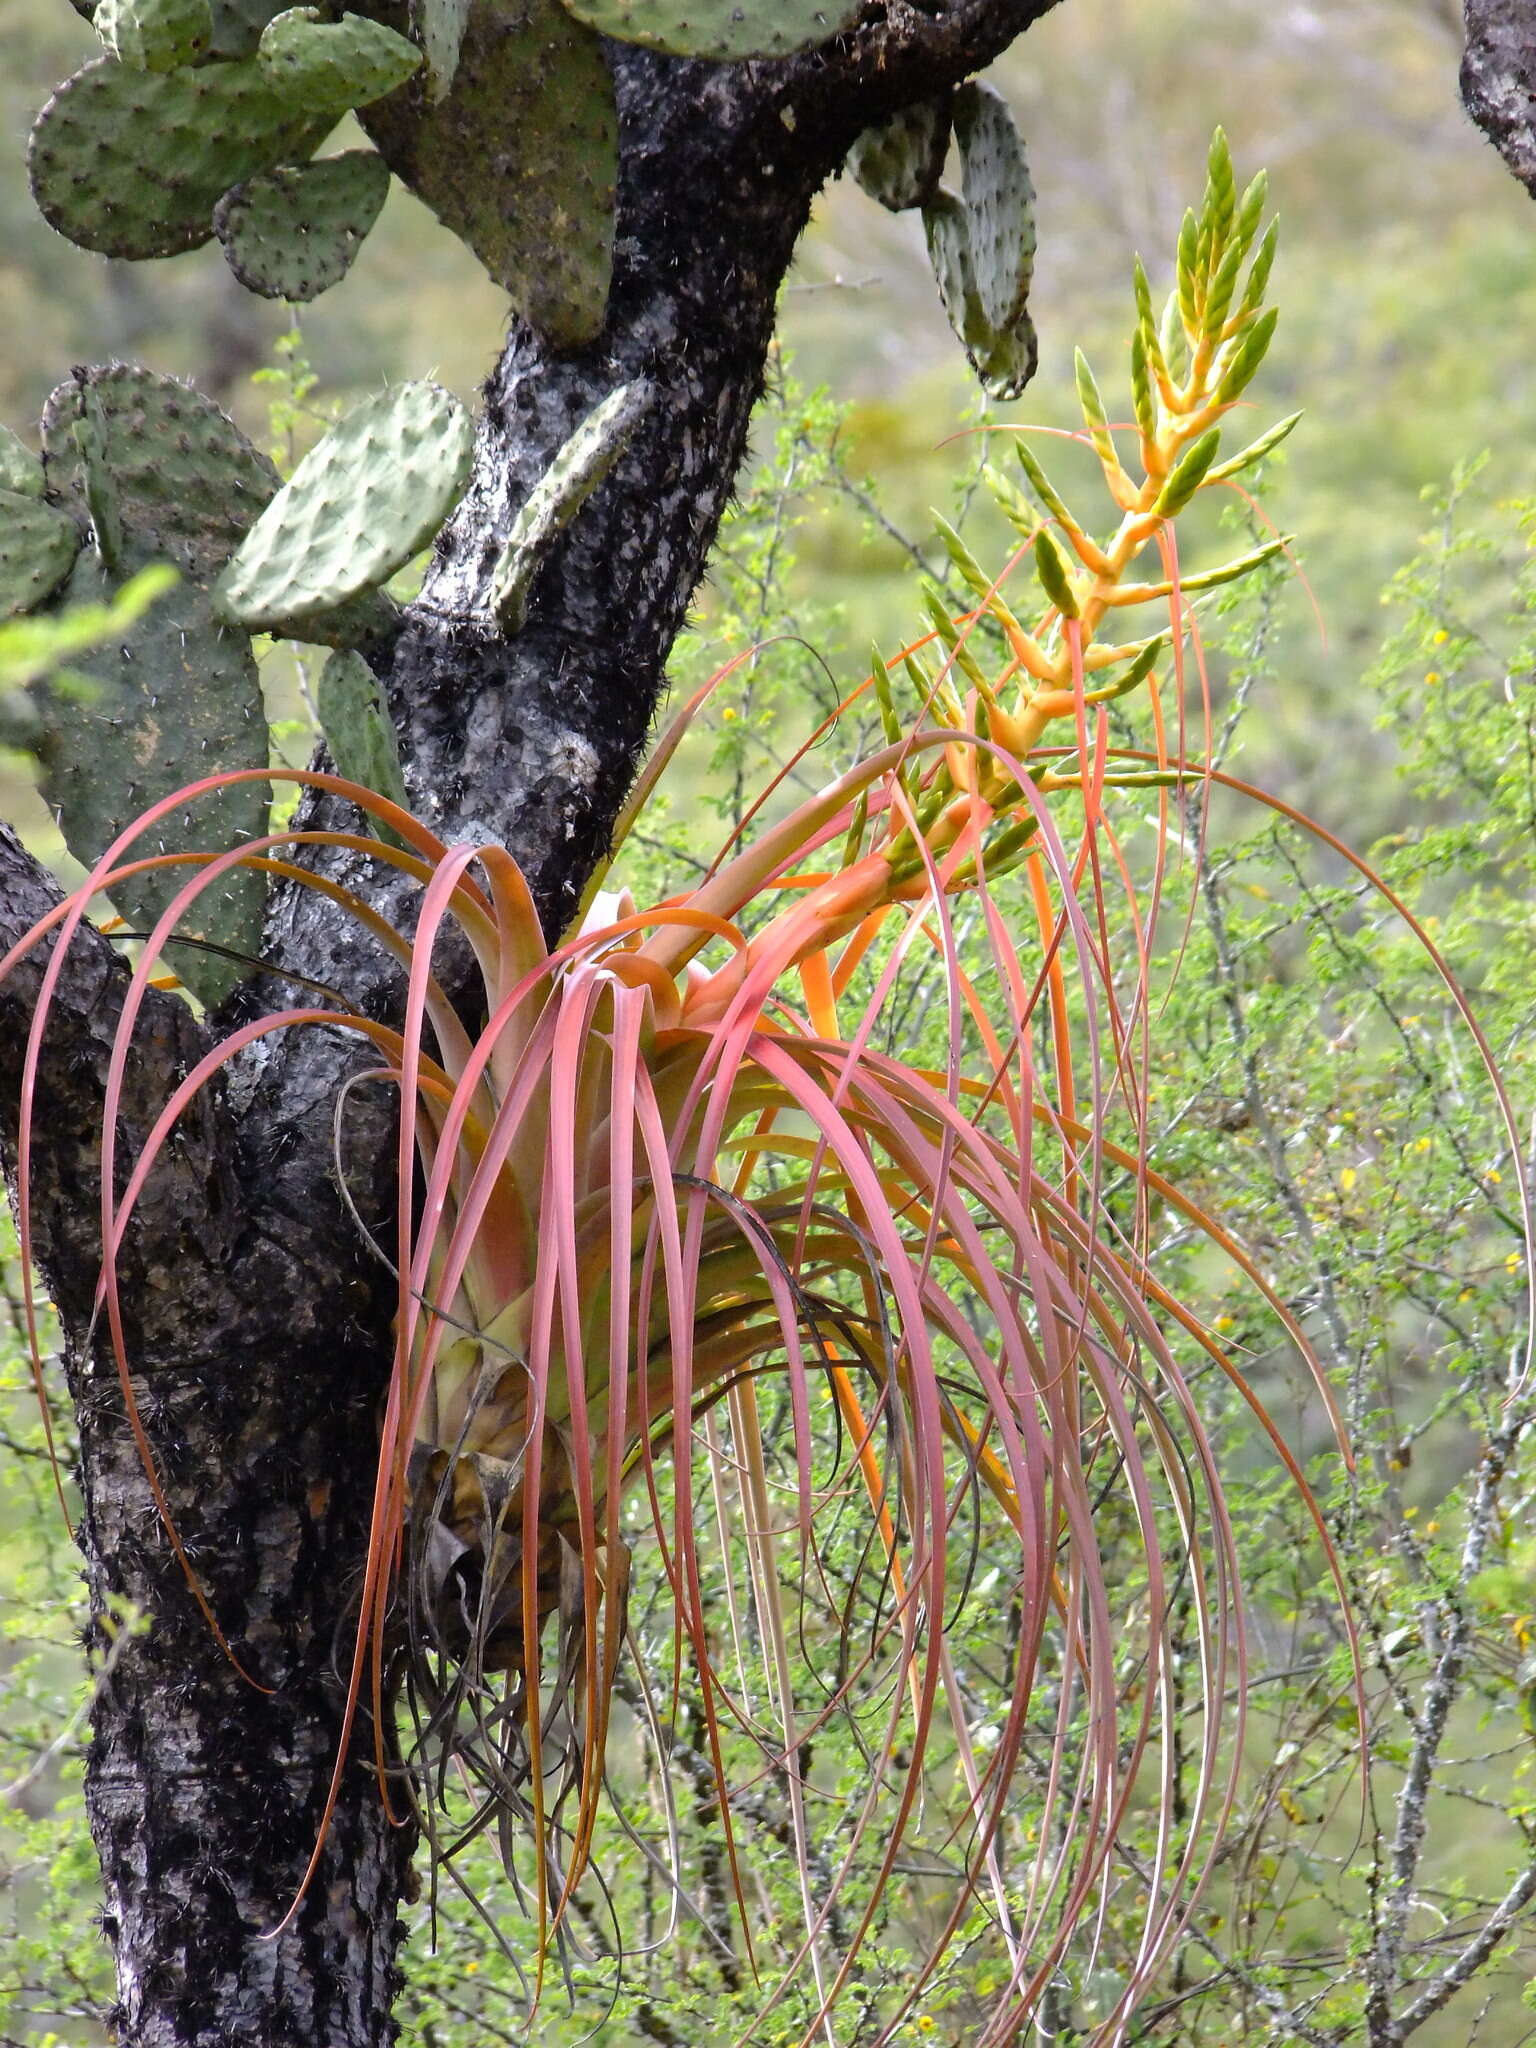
3;0;1536;2042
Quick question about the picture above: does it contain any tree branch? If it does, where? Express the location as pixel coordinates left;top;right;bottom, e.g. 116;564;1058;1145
1393;1856;1536;2039
0;826;239;1336
1462;0;1536;197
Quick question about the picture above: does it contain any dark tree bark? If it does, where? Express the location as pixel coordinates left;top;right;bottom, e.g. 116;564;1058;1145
1;6;1063;2044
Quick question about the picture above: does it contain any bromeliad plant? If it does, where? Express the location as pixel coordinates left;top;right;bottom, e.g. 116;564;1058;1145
11;137;1347;2042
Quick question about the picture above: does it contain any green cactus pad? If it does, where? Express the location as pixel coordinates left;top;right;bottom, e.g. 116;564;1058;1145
94;0;213;70
213;381;473;634
848;101;948;214
0;490;83;619
36;545;268;1008
920;87;1037;402
413;0;473;99
360;0;616;347
317;648;410;829
558;0;861;58
42;366;280;585
953;81;1035;333
72;393;133;574
0;426;45;501
490;380;646;632
29;56;332;262
257;8;424;114
214;151;391;301
923;190;1038;401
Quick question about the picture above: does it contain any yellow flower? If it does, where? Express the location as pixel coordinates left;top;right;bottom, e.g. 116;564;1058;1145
1509;1252;1525;1275
1424;671;1441;686
1214;1314;1236;1333
721;706;739;721
1432;628;1450;644
918;2019;937;2034
1340;1166;1357;1193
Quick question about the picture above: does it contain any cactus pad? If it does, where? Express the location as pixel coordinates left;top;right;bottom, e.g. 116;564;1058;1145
360;0;616;347
42;366;280;585
214;151;391;301
848;100;949;214
923;192;1037;400
558;0;861;58
257;8;424;114
94;0;213;71
0;426;44;502
317;648;410;826
0;490;83;619
953;81;1035;333
920;86;1038;402
413;0;473;99
490;380;646;632
36;545;269;1008
214;381;474;635
29;56;331;262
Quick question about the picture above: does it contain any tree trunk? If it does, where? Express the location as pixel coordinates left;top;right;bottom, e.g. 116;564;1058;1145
1;7;1058;2040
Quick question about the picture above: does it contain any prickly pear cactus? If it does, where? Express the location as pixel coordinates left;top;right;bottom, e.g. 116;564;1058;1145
359;0;617;347
0;492;83;620
36;547;269;1007
848;100;949;214
25;368;284;1000
0;427;45;502
256;8;423;113
413;0;473;99
93;0;213;71
490;380;647;632
921;82;1038;400
953;81;1034;333
558;0;862;58
924;193;1037;400
41;366;282;584
214;381;474;635
28;56;332;260
214;151;392;300
317;648;410;831
41;368;393;646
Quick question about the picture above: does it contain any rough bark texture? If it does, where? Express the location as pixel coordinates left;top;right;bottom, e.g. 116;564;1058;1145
2;6;1061;2043
1462;0;1536;195
0;828;410;2046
